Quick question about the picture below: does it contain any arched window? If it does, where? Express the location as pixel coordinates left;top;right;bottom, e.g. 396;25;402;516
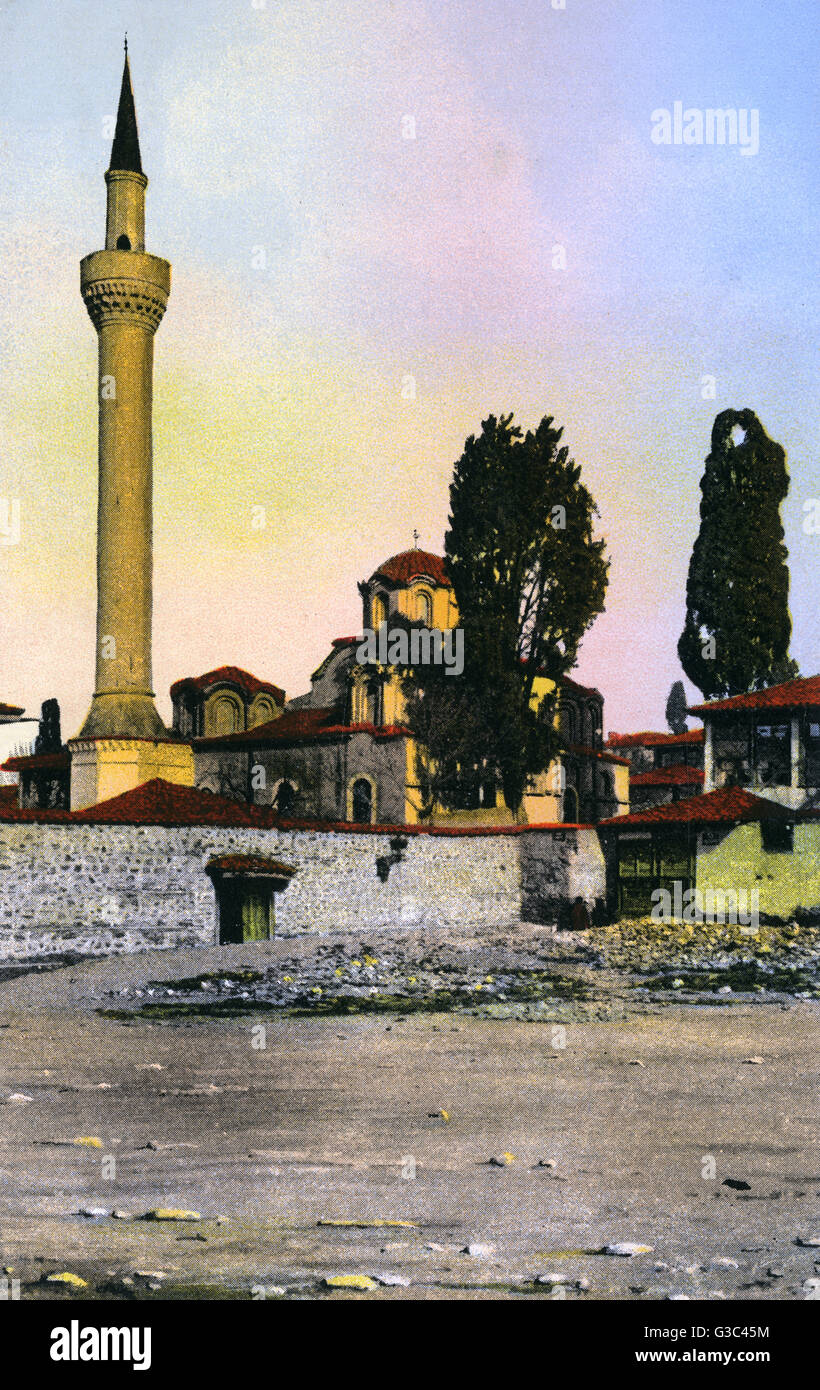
582;706;593;747
416;589;433;625
211;694;242;735
351;778;373;824
250;694;280;729
116;234;131;251
561;702;578;743
365;678;382;726
563;784;579;822
371;593;387;629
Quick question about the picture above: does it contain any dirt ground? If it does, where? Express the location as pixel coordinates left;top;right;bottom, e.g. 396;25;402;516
1;933;818;1301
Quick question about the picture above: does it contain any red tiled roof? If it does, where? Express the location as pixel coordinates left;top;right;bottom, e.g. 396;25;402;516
205;854;296;877
71;779;266;827
563;677;602;701
631;765;704;787
567;743;630;766
170;666;285;705
0;775;597;833
194;707;410;748
689;675;820;715
2;750;70;773
195;706;335;746
600;786;791;829
606;728;704;748
0;703;25;718
371;550;451;588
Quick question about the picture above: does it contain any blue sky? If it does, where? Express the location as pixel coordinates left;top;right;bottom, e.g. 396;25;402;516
1;0;817;734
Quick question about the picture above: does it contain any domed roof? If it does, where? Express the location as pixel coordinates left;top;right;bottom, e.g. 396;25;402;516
371;549;451;588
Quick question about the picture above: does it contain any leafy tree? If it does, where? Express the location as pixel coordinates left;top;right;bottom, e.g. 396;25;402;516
405;412;608;817
678;409;799;698
665;680;689;736
403;661;495;819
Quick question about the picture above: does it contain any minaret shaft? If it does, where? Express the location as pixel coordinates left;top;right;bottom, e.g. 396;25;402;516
94;318;155;698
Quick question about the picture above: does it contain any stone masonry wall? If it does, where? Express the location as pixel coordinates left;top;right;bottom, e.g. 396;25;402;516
0;821;606;961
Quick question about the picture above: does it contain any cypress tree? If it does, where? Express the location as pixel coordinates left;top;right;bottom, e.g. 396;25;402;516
665;681;688;736
678;408;799;698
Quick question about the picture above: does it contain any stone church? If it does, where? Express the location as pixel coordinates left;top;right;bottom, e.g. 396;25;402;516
192;547;629;826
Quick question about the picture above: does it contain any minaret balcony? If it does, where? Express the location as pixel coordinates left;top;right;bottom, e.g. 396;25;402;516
80;249;170;332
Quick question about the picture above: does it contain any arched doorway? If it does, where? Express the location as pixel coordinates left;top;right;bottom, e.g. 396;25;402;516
351;777;373;823
274;780;296;816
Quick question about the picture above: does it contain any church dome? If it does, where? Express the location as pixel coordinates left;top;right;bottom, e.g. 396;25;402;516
370;549;451;588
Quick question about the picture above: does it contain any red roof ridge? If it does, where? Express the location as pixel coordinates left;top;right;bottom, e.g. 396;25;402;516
193;708;410;747
2;750;70;772
606;728;704;747
170;666;285;704
689;674;820;715
206;854;296;877
630;765;705;786
71;778;264;827
562;676;602;700
601;785;790;828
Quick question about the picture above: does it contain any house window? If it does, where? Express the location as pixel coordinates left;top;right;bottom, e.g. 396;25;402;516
754;722;790;786
761;820;794;854
805;718;820;787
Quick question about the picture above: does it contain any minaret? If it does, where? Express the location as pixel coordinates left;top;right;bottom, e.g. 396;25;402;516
70;47;192;808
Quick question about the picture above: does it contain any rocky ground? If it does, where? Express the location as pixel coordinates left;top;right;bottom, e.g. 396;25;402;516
0;918;818;1300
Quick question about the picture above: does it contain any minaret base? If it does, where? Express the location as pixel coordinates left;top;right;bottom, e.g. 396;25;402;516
78;691;169;741
68;737;194;811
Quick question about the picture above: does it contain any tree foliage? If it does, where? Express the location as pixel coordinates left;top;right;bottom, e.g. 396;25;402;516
665;680;689;736
678;408;799;698
405;412;608;816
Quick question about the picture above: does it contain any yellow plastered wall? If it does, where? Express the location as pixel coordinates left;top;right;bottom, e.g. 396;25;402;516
697;822;820;918
403;735;423;824
394;582;458;631
383;672;407;726
612;761;630;812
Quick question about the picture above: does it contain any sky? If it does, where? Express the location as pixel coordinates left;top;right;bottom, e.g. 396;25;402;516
1;0;818;739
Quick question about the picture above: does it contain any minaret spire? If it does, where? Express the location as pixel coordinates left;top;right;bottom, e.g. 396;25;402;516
109;47;143;174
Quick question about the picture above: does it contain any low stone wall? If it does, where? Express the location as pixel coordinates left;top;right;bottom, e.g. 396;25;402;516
0;821;607;961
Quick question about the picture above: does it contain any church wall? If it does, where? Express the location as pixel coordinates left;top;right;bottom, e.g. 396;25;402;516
0;819;606;961
194;733;409;824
